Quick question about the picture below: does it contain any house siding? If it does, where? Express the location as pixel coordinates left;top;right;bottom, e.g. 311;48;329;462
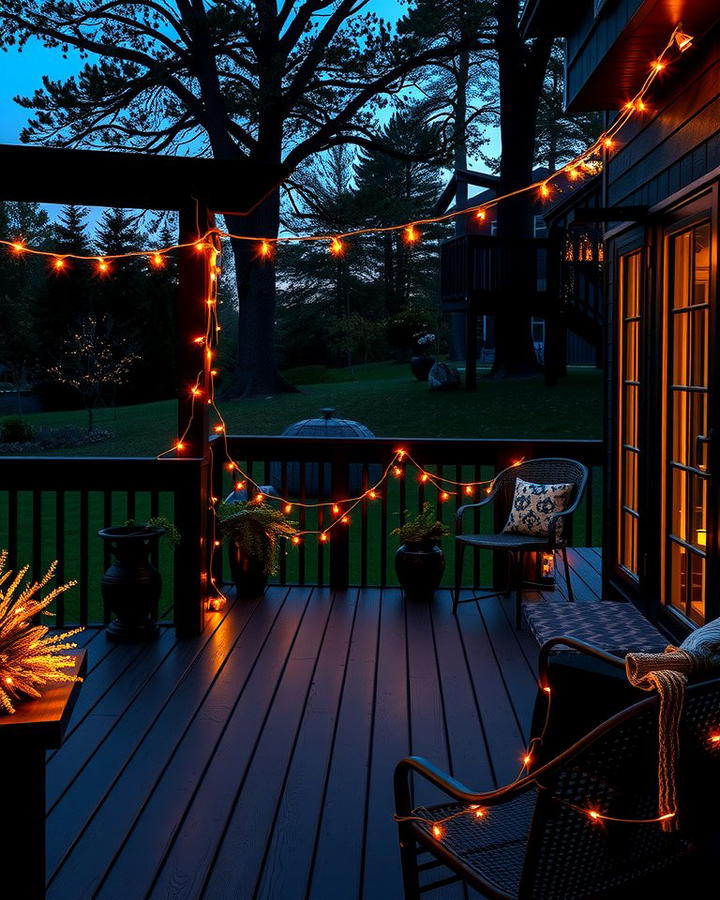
606;29;720;207
566;0;644;107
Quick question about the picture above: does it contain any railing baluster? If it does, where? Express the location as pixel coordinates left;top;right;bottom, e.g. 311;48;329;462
8;489;17;571
80;490;89;626
317;459;325;586
473;464;481;588
56;491;65;628
32;489;42;583
360;462;369;587
299;460;306;586
380;475;388;586
279;461;288;585
586;467;594;545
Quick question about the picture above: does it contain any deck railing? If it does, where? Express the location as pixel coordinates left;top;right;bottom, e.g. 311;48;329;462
0;456;208;630
0;437;604;628
212;436;604;591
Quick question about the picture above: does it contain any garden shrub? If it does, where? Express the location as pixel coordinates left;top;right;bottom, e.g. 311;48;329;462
0;417;35;443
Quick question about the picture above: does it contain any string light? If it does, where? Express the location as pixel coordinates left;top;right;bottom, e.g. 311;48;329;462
329;237;345;256
0;25;692;274
674;30;693;52
53;257;66;271
10;241;25;254
475;209;487;222
96;257;110;275
403;225;420;245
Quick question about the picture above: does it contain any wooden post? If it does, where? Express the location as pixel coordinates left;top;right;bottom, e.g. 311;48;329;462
465;308;477;391
329;449;350;589
172;202;215;637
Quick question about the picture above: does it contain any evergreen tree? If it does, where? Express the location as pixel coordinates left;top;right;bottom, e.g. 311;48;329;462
534;42;602;172
352;111;449;315
0;201;51;413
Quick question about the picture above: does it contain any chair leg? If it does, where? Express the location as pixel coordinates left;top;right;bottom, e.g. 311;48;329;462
453;541;465;614
562;547;574;602
514;552;524;629
397;824;421;900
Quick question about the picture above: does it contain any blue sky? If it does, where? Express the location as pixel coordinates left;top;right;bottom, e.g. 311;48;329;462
0;1;407;146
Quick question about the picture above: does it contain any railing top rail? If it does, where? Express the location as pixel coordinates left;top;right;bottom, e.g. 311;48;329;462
0;455;206;491
215;435;604;465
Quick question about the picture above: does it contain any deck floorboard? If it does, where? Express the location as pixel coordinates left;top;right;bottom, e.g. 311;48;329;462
47;553;602;899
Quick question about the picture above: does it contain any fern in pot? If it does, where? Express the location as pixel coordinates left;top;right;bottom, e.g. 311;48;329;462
218;501;298;596
392;503;449;600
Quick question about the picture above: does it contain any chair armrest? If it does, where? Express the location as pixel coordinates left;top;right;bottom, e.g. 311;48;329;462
394;754;536;817
538;636;625;689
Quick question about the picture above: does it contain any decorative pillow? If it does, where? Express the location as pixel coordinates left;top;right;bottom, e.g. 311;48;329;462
502;478;573;539
678;616;720;672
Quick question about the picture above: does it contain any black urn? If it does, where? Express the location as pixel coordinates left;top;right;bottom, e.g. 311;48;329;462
410;355;436;382
98;526;164;642
228;543;268;596
394;542;445;600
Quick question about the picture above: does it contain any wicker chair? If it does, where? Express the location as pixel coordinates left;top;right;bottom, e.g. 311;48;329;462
454;458;589;625
395;639;720;900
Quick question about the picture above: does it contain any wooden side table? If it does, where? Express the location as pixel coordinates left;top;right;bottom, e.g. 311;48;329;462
0;652;86;900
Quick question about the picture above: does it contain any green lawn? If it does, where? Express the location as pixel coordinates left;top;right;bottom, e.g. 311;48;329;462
10;363;603;457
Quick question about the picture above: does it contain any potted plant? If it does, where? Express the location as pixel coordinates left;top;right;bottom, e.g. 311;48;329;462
392;503;449;600
410;332;437;381
97;516;179;642
218;501;298;596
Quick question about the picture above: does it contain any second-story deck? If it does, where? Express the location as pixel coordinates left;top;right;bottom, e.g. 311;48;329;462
45;549;601;900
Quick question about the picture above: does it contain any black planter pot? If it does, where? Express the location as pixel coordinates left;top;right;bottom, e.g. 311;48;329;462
228;543;268;596
410;355;436;381
98;526;163;642
394;542;445;600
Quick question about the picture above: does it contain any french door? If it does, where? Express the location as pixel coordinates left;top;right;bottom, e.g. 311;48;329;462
662;218;713;625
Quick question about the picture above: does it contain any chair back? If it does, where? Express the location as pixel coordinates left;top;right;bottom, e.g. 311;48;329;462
493;458;588;539
518;676;720;898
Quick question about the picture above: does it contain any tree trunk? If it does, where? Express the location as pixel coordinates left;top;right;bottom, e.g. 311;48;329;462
225;190;297;397
491;1;551;379
450;50;470;362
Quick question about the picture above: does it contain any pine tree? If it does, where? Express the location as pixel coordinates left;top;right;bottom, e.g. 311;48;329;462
0;201;50;413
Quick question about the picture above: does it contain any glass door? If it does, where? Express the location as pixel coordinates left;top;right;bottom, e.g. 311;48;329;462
663;221;711;625
617;251;642;579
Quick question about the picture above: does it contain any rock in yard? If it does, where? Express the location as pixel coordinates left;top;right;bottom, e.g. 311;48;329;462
428;362;461;391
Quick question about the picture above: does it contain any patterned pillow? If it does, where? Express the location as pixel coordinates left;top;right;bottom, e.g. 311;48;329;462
502;478;574;539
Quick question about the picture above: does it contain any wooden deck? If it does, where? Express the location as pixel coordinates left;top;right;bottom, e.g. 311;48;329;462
46;549;602;900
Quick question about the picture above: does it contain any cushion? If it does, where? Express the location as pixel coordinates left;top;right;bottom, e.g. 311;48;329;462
503;478;573;539
678;616;720;671
523;600;668;655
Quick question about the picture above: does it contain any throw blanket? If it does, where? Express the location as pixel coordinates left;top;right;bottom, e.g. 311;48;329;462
625;618;720;831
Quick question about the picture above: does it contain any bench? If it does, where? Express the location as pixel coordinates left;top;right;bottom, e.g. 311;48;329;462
523;599;668;655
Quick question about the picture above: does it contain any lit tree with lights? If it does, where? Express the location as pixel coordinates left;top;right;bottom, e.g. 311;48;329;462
48;315;139;433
